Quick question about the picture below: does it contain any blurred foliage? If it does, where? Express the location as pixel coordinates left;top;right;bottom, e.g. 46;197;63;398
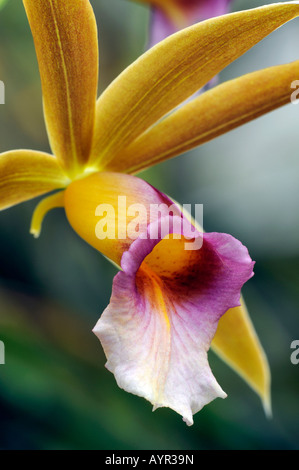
0;0;299;450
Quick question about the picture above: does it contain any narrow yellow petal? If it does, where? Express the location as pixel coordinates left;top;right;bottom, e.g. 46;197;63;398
0;150;69;210
134;0;188;24
30;190;65;238
90;2;299;170
108;59;299;173
23;0;98;176
212;298;271;416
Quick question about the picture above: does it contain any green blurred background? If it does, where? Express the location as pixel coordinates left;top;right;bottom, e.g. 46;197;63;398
0;0;299;450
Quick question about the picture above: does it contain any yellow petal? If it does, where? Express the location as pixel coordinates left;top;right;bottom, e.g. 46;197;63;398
89;2;299;170
103;58;299;173
212;298;271;416
30;190;65;238
23;0;98;176
134;0;188;25
0;150;69;210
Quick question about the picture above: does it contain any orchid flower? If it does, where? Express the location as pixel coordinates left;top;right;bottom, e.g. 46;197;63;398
135;0;232;47
65;171;255;425
1;0;299;423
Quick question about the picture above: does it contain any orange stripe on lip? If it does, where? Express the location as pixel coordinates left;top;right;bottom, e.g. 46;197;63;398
138;264;171;331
